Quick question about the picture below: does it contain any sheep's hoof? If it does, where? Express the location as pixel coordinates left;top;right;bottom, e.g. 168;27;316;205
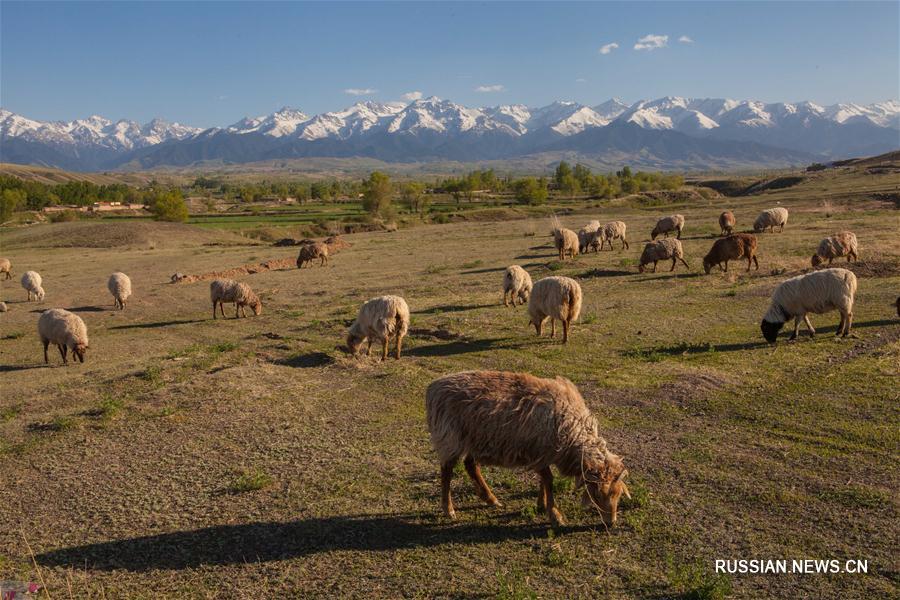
549;509;566;527
444;509;456;520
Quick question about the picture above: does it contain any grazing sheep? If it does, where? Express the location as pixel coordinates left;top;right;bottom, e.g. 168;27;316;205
21;271;44;301
719;211;736;236
761;268;857;343
425;370;630;526
812;232;859;267
38;308;89;365
638;239;689;273
209;279;262;319
578;220;602;253
503;265;533;307
107;272;132;310
651;214;685;240
553;228;579;260
296;242;329;268
0;258;11;280
703;233;759;274
600;221;629;251
527;276;582;343
753;207;789;233
171;272;186;283
346;295;410;361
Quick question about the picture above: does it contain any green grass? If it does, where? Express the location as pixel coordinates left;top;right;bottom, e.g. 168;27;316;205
229;468;274;493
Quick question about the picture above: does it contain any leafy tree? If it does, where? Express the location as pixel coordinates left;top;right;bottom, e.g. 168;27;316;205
554;161;573;187
513;177;548;205
362;171;393;216
0;188;26;222
149;189;188;222
573;163;593;190
400;182;427;213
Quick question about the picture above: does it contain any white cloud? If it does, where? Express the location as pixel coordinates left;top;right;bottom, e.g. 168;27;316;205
575;78;587;83
634;34;668;51
678;35;694;44
474;84;504;93
401;91;423;101
344;88;377;96
599;42;619;55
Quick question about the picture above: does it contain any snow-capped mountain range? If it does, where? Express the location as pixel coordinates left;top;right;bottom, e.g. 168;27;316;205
2;97;898;171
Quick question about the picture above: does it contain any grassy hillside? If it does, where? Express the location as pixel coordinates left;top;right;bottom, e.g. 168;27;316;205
0;161;897;598
0;162;188;186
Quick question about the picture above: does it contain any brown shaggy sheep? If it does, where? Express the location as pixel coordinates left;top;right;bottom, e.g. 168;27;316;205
812;232;859;267
703;233;759;273
296;242;329;268
718;211;736;236
426;370;629;526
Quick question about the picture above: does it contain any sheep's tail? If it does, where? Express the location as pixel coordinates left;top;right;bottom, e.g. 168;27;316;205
568;285;582;323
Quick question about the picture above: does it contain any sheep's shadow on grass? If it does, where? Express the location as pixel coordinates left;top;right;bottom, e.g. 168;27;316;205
579;268;634;279
35;512;595;572
406;337;523;357
273;351;334;368
67;306;109;312
515;253;556;260
0;364;44;372
460;266;507;275
771;318;897;340
635;272;702;281
414;303;496;315
109;319;205;330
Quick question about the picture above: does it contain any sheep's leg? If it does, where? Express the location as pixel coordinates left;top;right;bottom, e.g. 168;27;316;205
220;302;226;318
42;339;50;364
537;467;565;526
503;291;509;307
464;456;500;507
395;333;404;360
723;260;729;272
843;312;853;337
366;339;373;356
670;258;677;272
803;315;816;337
234;304;240;319
59;344;68;365
212;302;217;319
562;319;570;344
652;261;658;273
753;255;759;270
676;228;682;240
534;318;543;337
441;460;457;519
381;338;389;361
536;475;548;513
679;257;690;270
550;319;556;338
789;316;802;340
622;238;628;250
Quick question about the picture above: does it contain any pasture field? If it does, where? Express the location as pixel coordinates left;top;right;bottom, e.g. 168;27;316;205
0;164;898;599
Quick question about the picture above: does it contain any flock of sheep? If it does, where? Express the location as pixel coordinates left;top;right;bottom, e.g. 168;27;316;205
0;203;886;526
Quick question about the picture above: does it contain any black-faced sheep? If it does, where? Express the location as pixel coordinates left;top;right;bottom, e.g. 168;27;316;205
651;214;684;240
719;211;736;236
812;232;858;268
703;233;759;274
753;207;789;233
347;295;410;360
210;279;262;319
761;268;857;343
553;228;579;260
425;370;630;526
503;265;532;307
527;276;582;343
108;272;132;310
0;258;11;280
296;242;329;268
600;221;629;250
21;271;44;301
38;308;89;365
639;239;689;273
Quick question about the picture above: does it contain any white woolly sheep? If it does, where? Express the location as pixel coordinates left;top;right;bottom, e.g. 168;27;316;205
719;211;736;236
296;242;329;268
21;271;44;301
210;279;262;319
0;258;11;280
527;276;582;343
600;221;629;251
347;295;410;361
761;267;857;343
38;308;89;365
638;239;689;273
426;370;630;526
503;265;533;307
651;214;685;240
107;272;132;310
553;228;579;261
578;220;602;253
812;232;858;268
753;207;789;233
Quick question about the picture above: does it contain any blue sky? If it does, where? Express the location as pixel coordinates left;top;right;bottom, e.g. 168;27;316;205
1;1;897;127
